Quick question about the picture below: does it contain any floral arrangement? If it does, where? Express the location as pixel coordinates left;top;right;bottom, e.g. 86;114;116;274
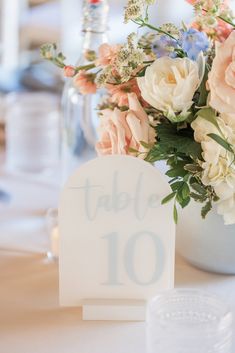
41;0;235;224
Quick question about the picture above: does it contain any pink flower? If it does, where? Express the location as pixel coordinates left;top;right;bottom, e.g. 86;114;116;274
106;80;141;107
63;65;76;78
74;70;97;95
190;19;232;42
186;0;232;42
208;31;235;114
96;93;156;157
96;43;121;66
215;19;232;42
186;0;230;7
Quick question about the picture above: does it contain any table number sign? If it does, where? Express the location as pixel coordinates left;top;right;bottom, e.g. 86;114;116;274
59;155;175;321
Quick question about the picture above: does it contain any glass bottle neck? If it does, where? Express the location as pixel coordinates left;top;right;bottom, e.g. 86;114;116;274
76;1;109;65
82;31;108;52
82;0;109;33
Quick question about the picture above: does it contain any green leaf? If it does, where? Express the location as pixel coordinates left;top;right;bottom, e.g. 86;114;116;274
173;205;178;224
196;107;220;131
189;176;197;185
161;192;176;205
171;181;184;192
58;52;66;61
190;192;206;202
166;111;191;123
169;177;179;184
207;133;234;154
191;182;207;195
201;201;212;219
167;156;177;166
197;65;209;107
156;123;202;159
181;183;190;199
166;167;187;178
213;194;220;202
168;160;189;169
136;66;148;77
140;140;151;149
185;112;195;124
184;164;203;173
128;147;139;153
180;196;191;208
176;192;183;204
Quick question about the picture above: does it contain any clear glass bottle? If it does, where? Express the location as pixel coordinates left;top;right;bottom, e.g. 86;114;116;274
61;0;109;182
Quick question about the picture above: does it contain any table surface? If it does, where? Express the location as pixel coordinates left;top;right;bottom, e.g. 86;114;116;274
1;170;235;353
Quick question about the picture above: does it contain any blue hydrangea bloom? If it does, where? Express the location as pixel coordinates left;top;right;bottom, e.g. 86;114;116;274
152;35;178;59
181;28;209;60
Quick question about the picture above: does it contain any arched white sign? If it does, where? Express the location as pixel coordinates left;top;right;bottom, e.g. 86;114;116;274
59;155;175;317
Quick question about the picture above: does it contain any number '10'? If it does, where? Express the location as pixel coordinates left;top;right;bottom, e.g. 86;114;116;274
102;231;164;286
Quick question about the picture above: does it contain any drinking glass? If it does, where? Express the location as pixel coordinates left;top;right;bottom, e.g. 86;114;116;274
147;289;233;353
5;92;60;175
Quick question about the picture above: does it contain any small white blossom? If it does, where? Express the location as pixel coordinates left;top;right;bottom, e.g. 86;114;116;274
114;33;145;83
124;0;156;23
118;66;133;81
159;23;181;39
96;66;112;86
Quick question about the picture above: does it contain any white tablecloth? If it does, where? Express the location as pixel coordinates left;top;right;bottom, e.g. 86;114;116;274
1;171;235;353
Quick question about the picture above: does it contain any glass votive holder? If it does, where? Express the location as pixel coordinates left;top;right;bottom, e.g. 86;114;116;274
46;208;59;260
5;92;60;175
147;289;233;353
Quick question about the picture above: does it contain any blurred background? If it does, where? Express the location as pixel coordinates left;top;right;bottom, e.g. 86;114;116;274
0;0;195;174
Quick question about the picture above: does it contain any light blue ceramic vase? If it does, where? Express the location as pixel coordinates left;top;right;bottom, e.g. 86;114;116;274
176;200;235;275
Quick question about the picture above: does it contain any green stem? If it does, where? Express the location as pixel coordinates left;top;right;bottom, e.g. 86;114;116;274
202;8;235;28
218;15;235;28
143;60;154;64
75;63;96;73
134;19;179;43
52;58;65;69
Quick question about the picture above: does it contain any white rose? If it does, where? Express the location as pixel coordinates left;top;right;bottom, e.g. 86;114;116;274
221;113;235;131
137;57;200;121
202;156;235;225
192;115;235;165
201;157;234;188
192;113;235;224
191;116;218;143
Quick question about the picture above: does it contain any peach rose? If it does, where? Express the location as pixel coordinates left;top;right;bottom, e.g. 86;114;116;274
215;19;232;42
96;93;156;157
96;43;121;67
63;65;76;78
106;79;141;107
208;31;235;114
74;70;97;95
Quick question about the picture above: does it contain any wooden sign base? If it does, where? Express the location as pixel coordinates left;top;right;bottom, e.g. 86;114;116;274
82;299;146;321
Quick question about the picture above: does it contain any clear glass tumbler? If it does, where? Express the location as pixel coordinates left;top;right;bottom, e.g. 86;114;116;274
147;289;233;353
5;92;60;175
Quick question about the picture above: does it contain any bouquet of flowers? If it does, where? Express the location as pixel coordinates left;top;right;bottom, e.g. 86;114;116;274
41;0;235;224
